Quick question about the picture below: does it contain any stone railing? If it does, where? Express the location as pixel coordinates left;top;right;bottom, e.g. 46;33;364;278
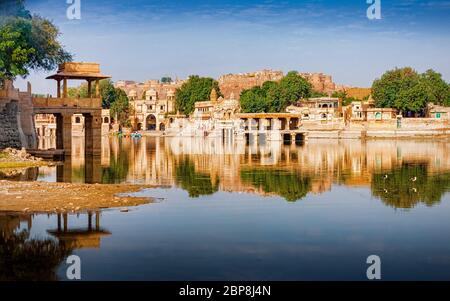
32;97;102;109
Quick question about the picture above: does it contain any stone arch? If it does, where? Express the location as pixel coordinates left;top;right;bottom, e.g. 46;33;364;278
75;116;81;123
159;123;165;131
146;114;157;130
104;117;109;124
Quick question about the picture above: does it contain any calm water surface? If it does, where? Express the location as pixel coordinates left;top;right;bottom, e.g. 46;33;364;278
1;137;450;280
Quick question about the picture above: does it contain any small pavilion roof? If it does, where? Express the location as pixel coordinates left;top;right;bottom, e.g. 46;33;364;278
46;62;111;81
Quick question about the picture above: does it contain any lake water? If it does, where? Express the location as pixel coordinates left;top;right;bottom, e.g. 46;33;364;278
1;137;450;280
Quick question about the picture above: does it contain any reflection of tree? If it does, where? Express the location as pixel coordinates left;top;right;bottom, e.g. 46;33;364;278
0;231;72;281
102;139;130;184
241;169;311;202
371;164;450;209
175;158;219;197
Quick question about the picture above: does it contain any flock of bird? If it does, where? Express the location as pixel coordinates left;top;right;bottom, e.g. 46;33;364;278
381;174;418;194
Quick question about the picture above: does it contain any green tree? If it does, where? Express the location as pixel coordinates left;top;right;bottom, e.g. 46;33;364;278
110;88;133;127
161;76;172;84
0;1;71;82
239;71;312;113
175;75;221;115
372;67;421;111
372;67;450;114
0;21;35;80
240;86;268;113
394;81;429;113
310;90;328;98
278;71;312;107
420;69;450;106
66;79;119;109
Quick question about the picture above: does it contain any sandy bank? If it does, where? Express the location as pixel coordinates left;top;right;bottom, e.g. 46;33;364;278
0;180;153;213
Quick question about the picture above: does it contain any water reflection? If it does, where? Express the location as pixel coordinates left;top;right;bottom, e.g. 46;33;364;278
175;158;219;197
6;137;450;208
241;169;311;202
0;211;109;281
0;213;71;281
372;164;450;208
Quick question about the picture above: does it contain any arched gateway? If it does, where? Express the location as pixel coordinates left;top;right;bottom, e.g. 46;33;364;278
146;114;157;131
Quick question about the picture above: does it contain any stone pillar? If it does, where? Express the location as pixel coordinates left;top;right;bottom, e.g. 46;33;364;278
55;113;72;154
95;80;100;98
87;80;92;98
63;78;68;98
63;113;72;155
57;80;61;98
56;114;63;149
84;112;102;156
268;118;282;141
259;118;267;132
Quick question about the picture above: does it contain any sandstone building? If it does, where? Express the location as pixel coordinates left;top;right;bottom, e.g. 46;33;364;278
115;79;183;131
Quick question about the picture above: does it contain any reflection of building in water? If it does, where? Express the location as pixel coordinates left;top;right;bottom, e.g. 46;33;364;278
158;138;450;199
110;137;176;185
33;135;450;204
0;213;33;238
0;212;110;250
47;211;110;249
35;109;111;139
53;136;111;184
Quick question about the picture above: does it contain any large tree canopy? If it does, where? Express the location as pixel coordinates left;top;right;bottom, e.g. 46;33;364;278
372;67;450;114
0;0;72;81
240;71;312;113
0;21;35;80
175;75;221;115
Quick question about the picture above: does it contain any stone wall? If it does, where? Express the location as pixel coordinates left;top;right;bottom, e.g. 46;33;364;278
298;73;337;94
218;70;284;100
218;70;342;100
0;101;22;149
0;81;37;150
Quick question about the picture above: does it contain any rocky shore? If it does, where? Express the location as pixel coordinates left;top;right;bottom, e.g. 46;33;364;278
0;147;53;168
0;181;153;213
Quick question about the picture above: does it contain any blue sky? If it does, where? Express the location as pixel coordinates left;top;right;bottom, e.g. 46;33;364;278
14;0;450;94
